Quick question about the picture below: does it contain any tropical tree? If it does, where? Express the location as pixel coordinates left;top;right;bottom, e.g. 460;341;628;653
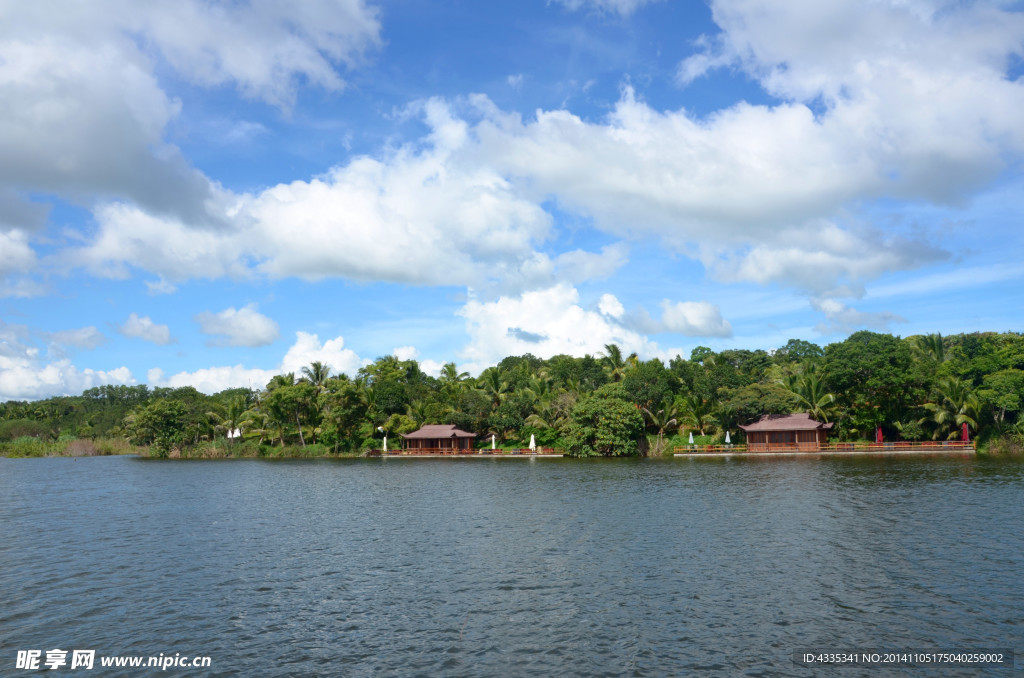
922;377;981;440
478;367;510;409
780;362;837;422
564;384;645;457
265;382;316;446
679;392;716;436
301;361;332;398
642;396;681;455
600;343;637;382
912;333;946;364
207;395;249;444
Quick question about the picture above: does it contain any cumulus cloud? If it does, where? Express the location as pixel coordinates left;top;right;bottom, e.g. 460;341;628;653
0;0;382;272
147;365;276;396
0;320;133;401
16;0;1024;307
393;346;418;361
196;303;280;347
118;313;173;345
150;331;368;394
66;99;622;293
659;301;732;337
457;284;683;373
598;293;624;319
811;298;907;335
279;332;366;377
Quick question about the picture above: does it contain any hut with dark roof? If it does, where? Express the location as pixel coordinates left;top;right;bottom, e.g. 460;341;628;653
400;424;477;453
739;413;833;451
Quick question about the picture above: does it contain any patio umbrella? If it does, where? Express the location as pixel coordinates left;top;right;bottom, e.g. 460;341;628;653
688;431;694;445
725;431;731;445
491;434;496;450
876;426;883;444
962;422;970;442
529;434;537;453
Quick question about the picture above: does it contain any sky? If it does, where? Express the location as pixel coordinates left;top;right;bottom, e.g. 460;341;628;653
1;0;1023;401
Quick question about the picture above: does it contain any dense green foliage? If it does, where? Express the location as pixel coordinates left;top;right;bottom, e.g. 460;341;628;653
3;332;1024;457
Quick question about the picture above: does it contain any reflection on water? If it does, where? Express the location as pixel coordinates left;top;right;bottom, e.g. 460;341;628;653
1;456;1021;676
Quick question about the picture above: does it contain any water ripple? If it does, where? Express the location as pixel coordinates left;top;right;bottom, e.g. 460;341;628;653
1;456;1022;676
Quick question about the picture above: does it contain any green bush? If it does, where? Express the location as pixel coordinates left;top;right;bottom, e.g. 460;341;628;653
1;436;59;457
0;419;51;441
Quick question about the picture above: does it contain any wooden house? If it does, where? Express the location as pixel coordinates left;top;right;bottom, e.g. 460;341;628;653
739;413;833;451
400;424;477;453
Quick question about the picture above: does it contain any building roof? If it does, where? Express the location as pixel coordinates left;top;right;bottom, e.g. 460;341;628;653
401;424;477;439
738;412;834;432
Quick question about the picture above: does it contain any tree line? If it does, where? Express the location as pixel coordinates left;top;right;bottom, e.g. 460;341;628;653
1;331;1022;457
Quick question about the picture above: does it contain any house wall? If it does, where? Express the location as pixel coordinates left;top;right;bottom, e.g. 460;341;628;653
747;429;824;451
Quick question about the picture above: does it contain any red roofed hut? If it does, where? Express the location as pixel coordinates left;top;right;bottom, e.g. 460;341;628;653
739;413;834;452
400;424;477;454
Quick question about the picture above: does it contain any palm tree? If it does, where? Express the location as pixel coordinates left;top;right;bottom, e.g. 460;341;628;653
439;362;470;387
406;400;430;429
642;396;681;455
267;373;296;391
208;395;249;444
523;375;553;403
599;343;637;382
301;361;332;397
913;333;945;364
679;393;716;437
781;363;836;423
922;377;981;440
478;367;509;409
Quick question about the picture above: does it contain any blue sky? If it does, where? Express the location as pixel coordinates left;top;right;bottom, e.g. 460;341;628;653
1;0;1023;400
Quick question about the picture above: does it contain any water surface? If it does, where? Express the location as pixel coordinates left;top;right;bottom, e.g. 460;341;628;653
1;455;1021;676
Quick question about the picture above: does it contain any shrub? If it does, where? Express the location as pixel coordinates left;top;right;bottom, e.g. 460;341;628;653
0;419;51;441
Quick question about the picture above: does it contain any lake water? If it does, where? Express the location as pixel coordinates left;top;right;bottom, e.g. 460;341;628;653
1;455;1021;676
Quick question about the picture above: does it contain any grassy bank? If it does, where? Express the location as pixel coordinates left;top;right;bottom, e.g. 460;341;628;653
0;437;139;458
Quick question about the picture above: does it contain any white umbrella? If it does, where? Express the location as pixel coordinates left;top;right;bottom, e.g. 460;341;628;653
491;434;496;450
378;426;387;452
529;434;537;453
688;431;694;445
725;431;731;444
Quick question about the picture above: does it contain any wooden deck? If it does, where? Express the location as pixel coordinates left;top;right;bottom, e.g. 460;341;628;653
675;441;976;456
368;447;563;457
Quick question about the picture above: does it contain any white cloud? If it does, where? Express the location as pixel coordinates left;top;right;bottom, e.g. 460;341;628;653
196;303;280;347
0;320;133;401
811;298;907;335
457;283;681;373
419;359;445;377
279;332;366;377
149;331;369;394
49;326;106;351
15;0;1024;307
659;300;732;337
0;0;382;264
132;0;381;108
393;346;418;361
0;35;218;223
0;230;36;278
145;278;177;295
118;313;173;345
598;293;624;319
147;366;276;396
68;99;626;293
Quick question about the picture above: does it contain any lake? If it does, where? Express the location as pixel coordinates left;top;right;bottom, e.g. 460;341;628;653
1;455;1021;676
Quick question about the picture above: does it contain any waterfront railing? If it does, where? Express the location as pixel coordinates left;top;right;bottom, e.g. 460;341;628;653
674;440;977;454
